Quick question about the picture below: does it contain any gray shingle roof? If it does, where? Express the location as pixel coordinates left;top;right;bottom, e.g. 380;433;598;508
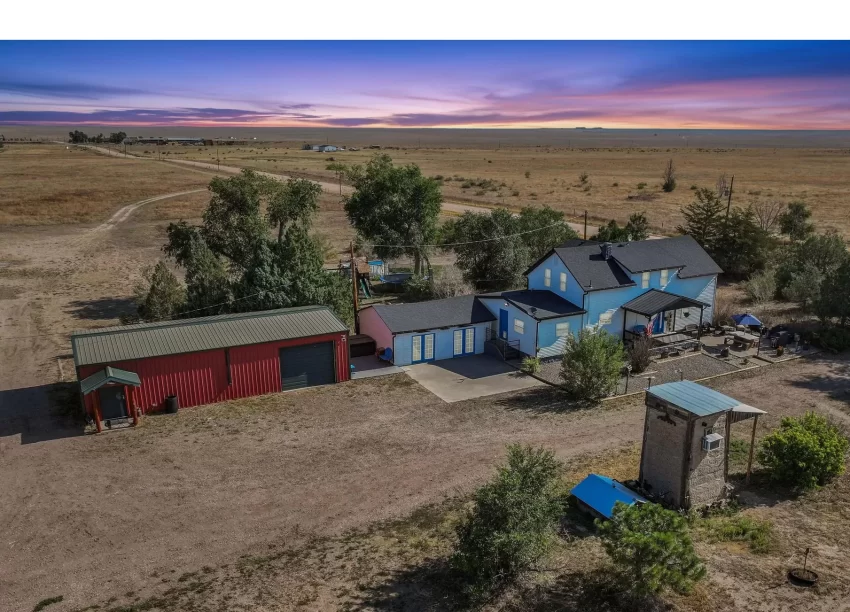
552;235;722;292
369;295;495;334
477;290;585;320
621;289;708;316
553;243;636;292
607;235;723;278
71;306;348;367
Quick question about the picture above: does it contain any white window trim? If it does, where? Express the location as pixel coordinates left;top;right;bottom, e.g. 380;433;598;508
514;319;525;334
544;268;551;287
641;271;650;289
559;271;567;292
555;322;570;337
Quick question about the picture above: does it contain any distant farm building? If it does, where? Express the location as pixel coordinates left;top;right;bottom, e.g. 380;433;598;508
72;306;350;432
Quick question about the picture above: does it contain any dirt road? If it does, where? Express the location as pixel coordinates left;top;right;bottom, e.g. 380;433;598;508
78;144;602;235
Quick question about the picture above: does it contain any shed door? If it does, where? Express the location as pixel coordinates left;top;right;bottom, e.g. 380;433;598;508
279;342;336;391
98;386;128;420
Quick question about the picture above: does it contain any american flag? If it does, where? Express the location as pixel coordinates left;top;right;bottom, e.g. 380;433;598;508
645;314;658;338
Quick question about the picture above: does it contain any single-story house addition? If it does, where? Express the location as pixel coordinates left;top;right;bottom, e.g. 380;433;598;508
72;306;350;432
358;235;722;365
358;295;495;366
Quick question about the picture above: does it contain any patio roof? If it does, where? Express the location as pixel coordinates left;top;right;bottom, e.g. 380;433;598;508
622;289;707;317
647;380;766;418
79;366;141;396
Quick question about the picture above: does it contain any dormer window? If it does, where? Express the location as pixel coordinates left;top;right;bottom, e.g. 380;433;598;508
544;269;551;287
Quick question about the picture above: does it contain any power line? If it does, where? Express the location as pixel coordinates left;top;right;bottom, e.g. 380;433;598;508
363;220;570;249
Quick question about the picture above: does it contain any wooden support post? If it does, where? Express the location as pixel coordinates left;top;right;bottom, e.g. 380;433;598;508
93;393;103;434
350;241;359;334
583;210;588;240
745;414;759;484
129;386;139;426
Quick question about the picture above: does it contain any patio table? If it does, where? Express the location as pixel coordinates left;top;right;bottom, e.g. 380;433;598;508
731;331;758;348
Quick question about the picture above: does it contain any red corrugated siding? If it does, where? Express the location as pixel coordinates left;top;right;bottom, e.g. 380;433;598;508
80;332;349;416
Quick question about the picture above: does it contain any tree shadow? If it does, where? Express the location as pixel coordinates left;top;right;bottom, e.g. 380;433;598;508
788;356;850;407
65;296;136;321
506;568;670;612
0;382;87;444
493;385;590;414
348;557;463;611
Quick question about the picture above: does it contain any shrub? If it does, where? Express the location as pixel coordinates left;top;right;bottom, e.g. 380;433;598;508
430;266;474;299
712;290;735;326
521;356;541;375
33;596;64;612
403;274;433;301
597;502;706;596
560;329;625;401
743;268;777;303
813;324;850;352
511;190;520;197
451;445;563;601
612;182;619;187
524;171;531;179
661;159;676;192
579;171;589;184
637;182;647;190
628;336;653;374
757;412;849;490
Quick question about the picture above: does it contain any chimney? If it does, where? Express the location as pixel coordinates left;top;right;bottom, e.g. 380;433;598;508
600;242;612;260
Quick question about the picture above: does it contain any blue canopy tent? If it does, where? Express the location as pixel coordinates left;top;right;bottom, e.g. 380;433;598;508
731;313;763;327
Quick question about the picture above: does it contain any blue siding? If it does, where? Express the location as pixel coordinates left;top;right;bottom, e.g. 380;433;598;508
527;253;585;308
392;322;489;366
666;275;716;324
478;298;538;356
537;316;582;351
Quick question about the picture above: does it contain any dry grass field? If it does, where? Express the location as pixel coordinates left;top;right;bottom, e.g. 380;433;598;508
0;145;214;225
128;142;850;236
2;356;848;612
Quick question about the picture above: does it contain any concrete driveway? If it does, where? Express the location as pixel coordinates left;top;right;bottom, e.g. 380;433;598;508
405;354;544;402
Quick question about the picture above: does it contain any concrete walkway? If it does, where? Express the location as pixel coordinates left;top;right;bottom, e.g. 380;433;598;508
405;354;543;402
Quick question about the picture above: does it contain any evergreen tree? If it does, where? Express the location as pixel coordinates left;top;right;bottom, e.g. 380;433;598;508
598;502;706;596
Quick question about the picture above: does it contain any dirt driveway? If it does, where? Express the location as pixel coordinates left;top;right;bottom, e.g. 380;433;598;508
0;375;644;611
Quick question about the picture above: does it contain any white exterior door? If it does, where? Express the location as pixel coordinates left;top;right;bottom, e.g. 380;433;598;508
423;334;434;360
412;335;422;362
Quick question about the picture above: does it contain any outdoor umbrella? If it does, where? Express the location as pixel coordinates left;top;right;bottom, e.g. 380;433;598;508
732;313;763;327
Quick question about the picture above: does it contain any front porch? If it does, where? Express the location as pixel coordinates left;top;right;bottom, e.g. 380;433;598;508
79;366;141;433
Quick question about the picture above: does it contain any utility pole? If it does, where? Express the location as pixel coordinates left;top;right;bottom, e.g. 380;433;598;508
216;142;220;171
725;175;735;219
583;210;588;240
350;241;360;333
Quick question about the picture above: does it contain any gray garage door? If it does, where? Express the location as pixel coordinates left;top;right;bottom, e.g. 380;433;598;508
279;342;336;391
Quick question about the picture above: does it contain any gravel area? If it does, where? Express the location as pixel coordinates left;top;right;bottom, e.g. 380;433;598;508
536;352;740;396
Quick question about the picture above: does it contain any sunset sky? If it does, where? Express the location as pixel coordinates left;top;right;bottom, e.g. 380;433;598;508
1;41;849;129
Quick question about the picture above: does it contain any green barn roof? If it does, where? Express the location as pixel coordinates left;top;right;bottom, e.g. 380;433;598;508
71;306;348;367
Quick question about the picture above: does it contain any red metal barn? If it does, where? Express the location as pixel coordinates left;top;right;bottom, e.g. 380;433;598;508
71;306;350;432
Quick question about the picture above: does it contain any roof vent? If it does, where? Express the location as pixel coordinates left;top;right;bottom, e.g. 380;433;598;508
600;242;613;260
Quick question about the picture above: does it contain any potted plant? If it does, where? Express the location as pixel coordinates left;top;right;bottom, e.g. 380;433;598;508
776;345;785;357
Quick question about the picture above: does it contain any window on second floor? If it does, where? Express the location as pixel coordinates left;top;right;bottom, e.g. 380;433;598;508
556;322;570;337
641;271;650;289
559;271;567;292
544;268;551;287
660;269;669;285
514;319;525;334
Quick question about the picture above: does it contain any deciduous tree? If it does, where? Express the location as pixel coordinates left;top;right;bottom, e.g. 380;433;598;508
343;154;441;275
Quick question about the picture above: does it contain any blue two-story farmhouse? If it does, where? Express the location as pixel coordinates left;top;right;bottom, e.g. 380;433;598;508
358;236;722;365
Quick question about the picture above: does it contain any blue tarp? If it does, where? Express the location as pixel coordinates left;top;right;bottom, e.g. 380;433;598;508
571;474;647;519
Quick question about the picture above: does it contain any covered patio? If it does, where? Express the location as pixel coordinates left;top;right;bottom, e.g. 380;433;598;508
622;289;707;354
